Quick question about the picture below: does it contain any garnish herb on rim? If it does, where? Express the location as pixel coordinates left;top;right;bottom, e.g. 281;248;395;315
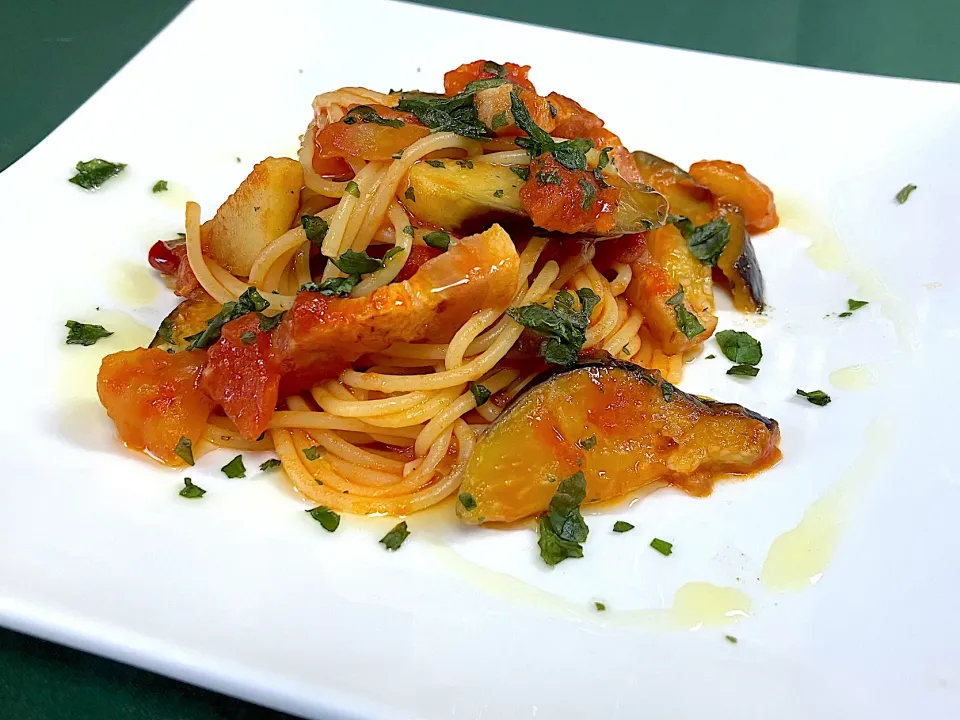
380;521;410;550
300;275;360;297
259;458;282;472
423;231;451;251
185;288;271;350
508;287;600;367
727;364;759;377
240;331;257;346
797;389;831;406
612;521;634;533
469;382;491;406
301;215;329;246
179;478;206;499
686;217;731;266
537;471;589;566
579;178;597;210
458;492;478;510
715;329;762;365
152;180;168;193
345;181;361;198
594;601;606;612
302;446;322;461
578;435;597;450
342;105;404;128
306;506;341;532
221;455;246;479
665;287;705;340
650;538;673;556
65;320;113;346
509;165;530;182
332;249;382;275
174;437;195;466
425;159;445;168
404;186;416;202
895;183;917;204
69;158;127;190
510;92;593;171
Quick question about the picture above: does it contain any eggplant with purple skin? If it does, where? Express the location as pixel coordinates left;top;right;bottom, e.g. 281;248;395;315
454;357;780;524
632;150;765;312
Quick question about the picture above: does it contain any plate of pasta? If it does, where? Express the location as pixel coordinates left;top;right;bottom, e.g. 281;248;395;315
2;1;960;718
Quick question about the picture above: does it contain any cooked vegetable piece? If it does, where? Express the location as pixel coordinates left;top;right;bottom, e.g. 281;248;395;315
716;207;764;313
632;151;715;225
645;223;716;316
205;157;304;276
454;358;780;524
315;105;430;161
399;158;666;236
97;348;215;466
149;292;224;352
688;160;779;234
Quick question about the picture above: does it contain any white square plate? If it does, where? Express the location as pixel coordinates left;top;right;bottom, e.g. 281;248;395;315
2;0;960;717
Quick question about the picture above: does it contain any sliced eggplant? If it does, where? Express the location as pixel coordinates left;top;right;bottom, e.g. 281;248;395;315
646;222;715;315
149;293;223;352
632;151;715;224
454;358;780;524
399;160;667;236
716;207;764;313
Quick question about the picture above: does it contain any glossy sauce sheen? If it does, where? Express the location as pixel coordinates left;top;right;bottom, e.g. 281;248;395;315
455;361;780;524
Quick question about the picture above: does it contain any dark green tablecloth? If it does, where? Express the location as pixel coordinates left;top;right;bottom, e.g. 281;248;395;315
1;0;957;717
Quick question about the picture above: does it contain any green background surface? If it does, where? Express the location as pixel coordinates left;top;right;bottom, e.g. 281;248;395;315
1;0;957;717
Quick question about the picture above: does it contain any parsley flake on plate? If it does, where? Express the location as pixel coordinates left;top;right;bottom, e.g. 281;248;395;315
174;437;195;466
179;478;206;499
152;180;168;193
895;183;917;204
715;330;762;365
380;521;410;550
259;458;282;472
69;158;126;190
537;471;589;566
650;538;673;556
221;455;246;479
797;389;831;406
612;521;634;533
65;320;113;346
306;506;341;532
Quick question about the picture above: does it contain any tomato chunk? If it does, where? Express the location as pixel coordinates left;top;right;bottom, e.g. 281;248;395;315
97;348;214;465
592;233;647;270
315;105;429;163
688;160;779;233
444;60;536;95
200;314;282;441
519;155;619;234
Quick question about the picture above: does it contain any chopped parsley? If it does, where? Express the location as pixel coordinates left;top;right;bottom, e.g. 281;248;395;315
612;521;634;533
597;147;612;171
179;478;205;499
797;388;831;406
493;189;504;198
725;635;738;644
174;436;195;466
578;435;597;450
69;158;127;190
259;312;284;332
579;177;597;210
536;170;562;186
509;165;530;182
396;86;497;141
221;455;246;479
469;382;491;406
490;111;508;130
456;159;475;170
511;92;592;171
458;492;478;511
594;601;606;612
342;105;404;128
425;159;445;168
403;225;415;236
423;231;451;251
650;538;673;556
705;354;716;359
301;215;329;247
65;320;113;346
259;458;282;472
667;213;695;238
895;183;917;204
727;364;759;377
380;521;410;550
185;288;271;350
302;446;322;461
404;186;416;202
152;180;168;193
715;329;762;365
383;246;404;263
847;298;868;312
156;316;175;346
507;287;600;367
332;248;382;275
345;181;360;198
661;381;676;402
306;505;341;532
240;330;257;346
686;217;731;266
300;275;360;297
665;287;705;339
537;471;589;566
